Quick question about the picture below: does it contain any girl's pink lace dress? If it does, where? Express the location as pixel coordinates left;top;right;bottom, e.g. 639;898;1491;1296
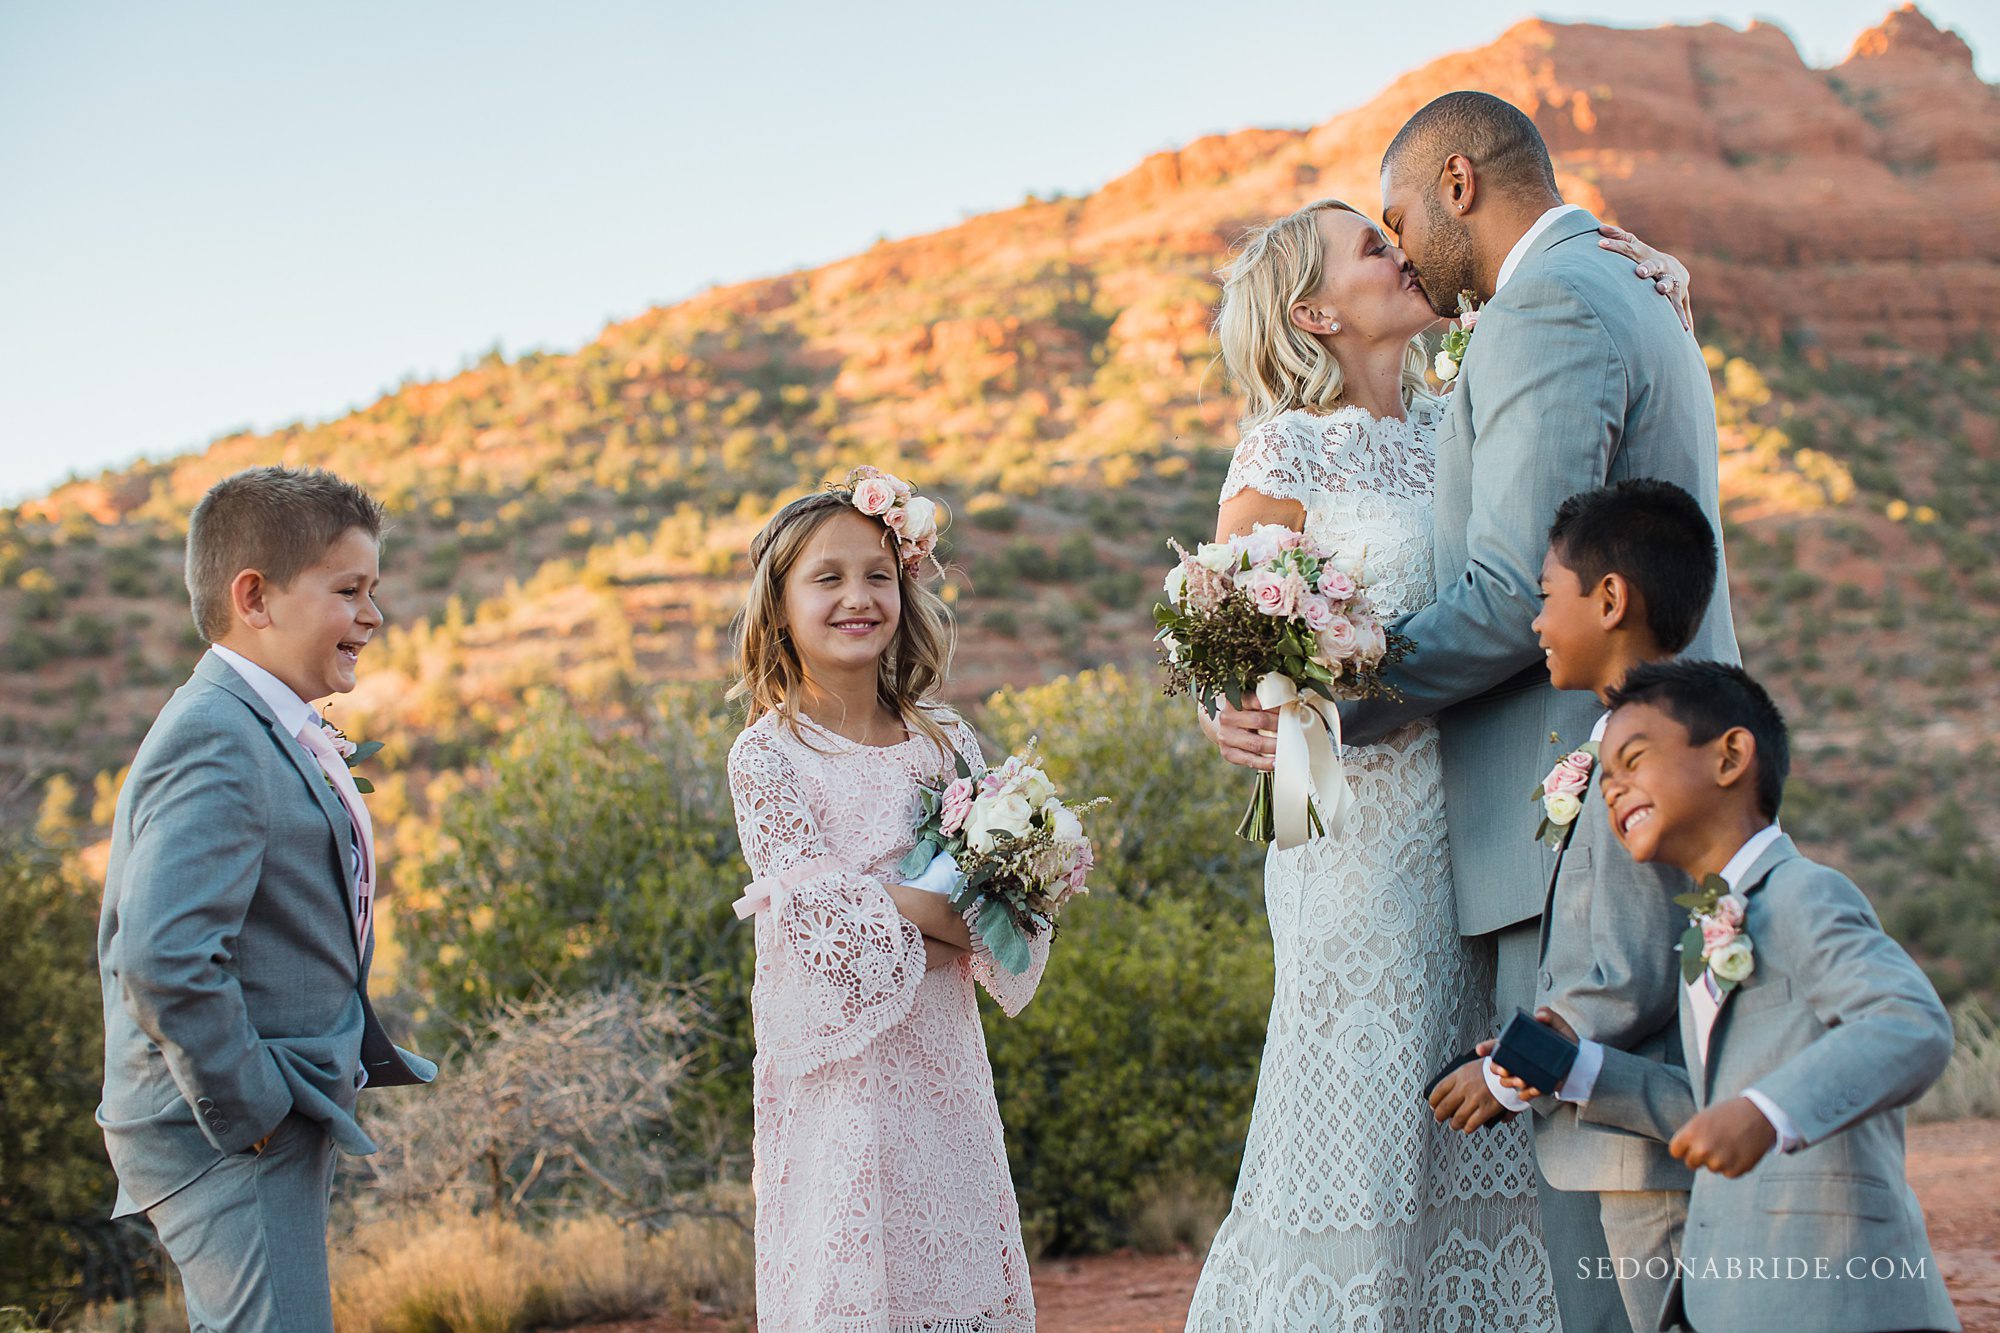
728;707;1046;1332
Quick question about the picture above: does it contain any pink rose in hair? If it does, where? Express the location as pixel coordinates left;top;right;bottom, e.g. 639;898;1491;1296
851;477;896;516
882;505;909;532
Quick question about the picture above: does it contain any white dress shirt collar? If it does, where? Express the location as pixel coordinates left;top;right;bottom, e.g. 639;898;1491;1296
211;644;320;740
1590;710;1610;743
1717;822;1785;891
1495;203;1587;296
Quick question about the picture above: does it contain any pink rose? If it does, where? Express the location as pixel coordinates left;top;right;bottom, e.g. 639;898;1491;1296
1066;840;1094;892
884;472;914;500
1317;614;1357;657
1559;751;1595;781
1543;764;1589;799
939;777;975;835
1300;594;1334;633
851;477;896;515
326;727;357;759
1318;567;1356;601
1701;919;1736;953
1278;530;1308;552
1459;308;1480;332
1715;894;1747;928
1358;619;1388;664
1249;571;1293;617
882;505;908;532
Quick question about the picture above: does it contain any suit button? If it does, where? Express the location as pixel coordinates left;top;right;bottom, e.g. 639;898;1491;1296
212;1118;231;1134
197;1097;216;1111
1540;970;1554;991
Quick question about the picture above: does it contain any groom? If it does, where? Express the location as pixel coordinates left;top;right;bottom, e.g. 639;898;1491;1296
1213;92;1737;1330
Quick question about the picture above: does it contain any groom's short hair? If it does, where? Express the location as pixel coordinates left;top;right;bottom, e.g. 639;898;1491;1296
1548;479;1716;653
1381;91;1558;199
186;466;385;642
1607;662;1790;819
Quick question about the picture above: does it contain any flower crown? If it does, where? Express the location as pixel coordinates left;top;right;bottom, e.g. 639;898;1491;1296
832;465;945;575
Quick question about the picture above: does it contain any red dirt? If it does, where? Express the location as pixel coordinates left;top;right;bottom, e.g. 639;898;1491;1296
589;1118;2000;1332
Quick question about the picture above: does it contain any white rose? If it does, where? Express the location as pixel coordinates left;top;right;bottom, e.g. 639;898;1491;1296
964;791;1035;853
1163;564;1187;606
1042;798;1084;845
1006;764;1055;807
1194;542;1236;574
1241;524;1285;567
1542;791;1583;826
898;495;938;540
1434;351;1459;382
1709;938;1756;983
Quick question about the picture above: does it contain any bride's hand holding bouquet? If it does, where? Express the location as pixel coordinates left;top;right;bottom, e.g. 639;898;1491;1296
1156;522;1411;847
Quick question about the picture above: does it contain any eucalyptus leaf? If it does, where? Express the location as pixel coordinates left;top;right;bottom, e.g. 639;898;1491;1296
349;740;385;764
979;909;1033;975
1679;926;1708;984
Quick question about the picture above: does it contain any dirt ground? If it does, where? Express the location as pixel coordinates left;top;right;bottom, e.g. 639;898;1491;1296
593;1118;2000;1333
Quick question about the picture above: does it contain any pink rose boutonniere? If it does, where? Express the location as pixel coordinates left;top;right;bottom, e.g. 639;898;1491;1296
1675;875;1756;994
1530;741;1598;850
1434;290;1480;386
319;718;384;794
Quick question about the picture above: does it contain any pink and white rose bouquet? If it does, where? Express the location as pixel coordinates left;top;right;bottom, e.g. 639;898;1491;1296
900;740;1106;974
1154;523;1412;843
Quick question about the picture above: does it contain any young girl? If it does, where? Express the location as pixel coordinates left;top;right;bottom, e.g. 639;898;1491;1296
726;468;1044;1332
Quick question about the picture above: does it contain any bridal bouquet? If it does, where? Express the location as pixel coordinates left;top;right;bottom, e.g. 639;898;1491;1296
899;742;1106;974
1154;523;1411;846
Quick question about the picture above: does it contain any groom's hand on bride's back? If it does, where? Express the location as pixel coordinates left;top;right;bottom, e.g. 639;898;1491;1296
1203;700;1278;771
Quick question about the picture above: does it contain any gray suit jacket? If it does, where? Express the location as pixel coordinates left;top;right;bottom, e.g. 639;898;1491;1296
97;651;434;1216
1345;208;1738;938
1529;763;1694;1193
1580;835;1959;1333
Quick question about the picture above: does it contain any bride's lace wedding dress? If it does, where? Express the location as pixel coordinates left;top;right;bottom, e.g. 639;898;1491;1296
1186;403;1558;1332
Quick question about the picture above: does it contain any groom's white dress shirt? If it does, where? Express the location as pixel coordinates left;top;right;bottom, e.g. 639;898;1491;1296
1495;204;1587;295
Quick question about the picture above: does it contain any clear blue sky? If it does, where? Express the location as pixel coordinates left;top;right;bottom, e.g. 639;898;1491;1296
1;1;1991;502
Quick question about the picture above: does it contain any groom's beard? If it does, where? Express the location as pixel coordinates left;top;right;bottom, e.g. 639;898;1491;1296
1415;195;1477;317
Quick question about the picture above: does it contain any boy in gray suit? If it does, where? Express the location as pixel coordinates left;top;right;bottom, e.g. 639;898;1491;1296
1434;480;1716;1331
1497;662;1959;1333
97;467;434;1332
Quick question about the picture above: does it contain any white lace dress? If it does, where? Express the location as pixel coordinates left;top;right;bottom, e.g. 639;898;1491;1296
1186;404;1558;1332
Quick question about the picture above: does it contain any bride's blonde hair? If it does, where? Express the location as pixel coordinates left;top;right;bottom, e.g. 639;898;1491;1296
1216;198;1433;430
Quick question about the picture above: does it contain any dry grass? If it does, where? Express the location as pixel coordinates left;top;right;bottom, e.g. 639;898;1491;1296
331;1206;753;1333
1127;1174;1229;1256
1915;1000;2000;1124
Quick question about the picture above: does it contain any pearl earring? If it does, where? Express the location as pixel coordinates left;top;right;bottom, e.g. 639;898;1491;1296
1328;320;1341;334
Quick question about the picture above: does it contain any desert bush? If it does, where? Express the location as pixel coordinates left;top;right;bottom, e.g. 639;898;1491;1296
353;988;706;1224
0;814;158;1318
1914;1000;2000;1124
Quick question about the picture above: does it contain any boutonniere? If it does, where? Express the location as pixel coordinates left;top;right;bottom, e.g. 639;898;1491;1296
320;718;384;794
1530;740;1597;849
1433;290;1480;385
1674;875;1755;994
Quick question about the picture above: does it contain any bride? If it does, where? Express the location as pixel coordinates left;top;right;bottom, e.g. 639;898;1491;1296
1184;198;1688;1330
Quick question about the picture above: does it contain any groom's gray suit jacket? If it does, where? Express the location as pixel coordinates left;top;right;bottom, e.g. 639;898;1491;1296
97;651;434;1217
1579;835;1959;1333
1345;208;1738;938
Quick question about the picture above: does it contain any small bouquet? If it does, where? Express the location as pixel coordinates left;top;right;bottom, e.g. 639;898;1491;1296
899;742;1106;974
1433;290;1479;385
1154;523;1410;846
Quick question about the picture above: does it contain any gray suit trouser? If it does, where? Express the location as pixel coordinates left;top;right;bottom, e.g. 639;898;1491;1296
146;1114;336;1332
1494;921;1635;1331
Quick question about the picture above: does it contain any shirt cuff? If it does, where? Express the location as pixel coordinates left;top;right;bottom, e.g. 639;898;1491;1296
1744;1087;1804;1152
1482;1056;1532;1113
1556;1038;1605;1103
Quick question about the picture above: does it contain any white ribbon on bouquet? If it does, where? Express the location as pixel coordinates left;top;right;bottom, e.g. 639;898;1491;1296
1256;673;1352;850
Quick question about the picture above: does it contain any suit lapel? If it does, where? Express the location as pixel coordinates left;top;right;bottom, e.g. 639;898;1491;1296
1699;833;1800;1101
194;652;362;956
